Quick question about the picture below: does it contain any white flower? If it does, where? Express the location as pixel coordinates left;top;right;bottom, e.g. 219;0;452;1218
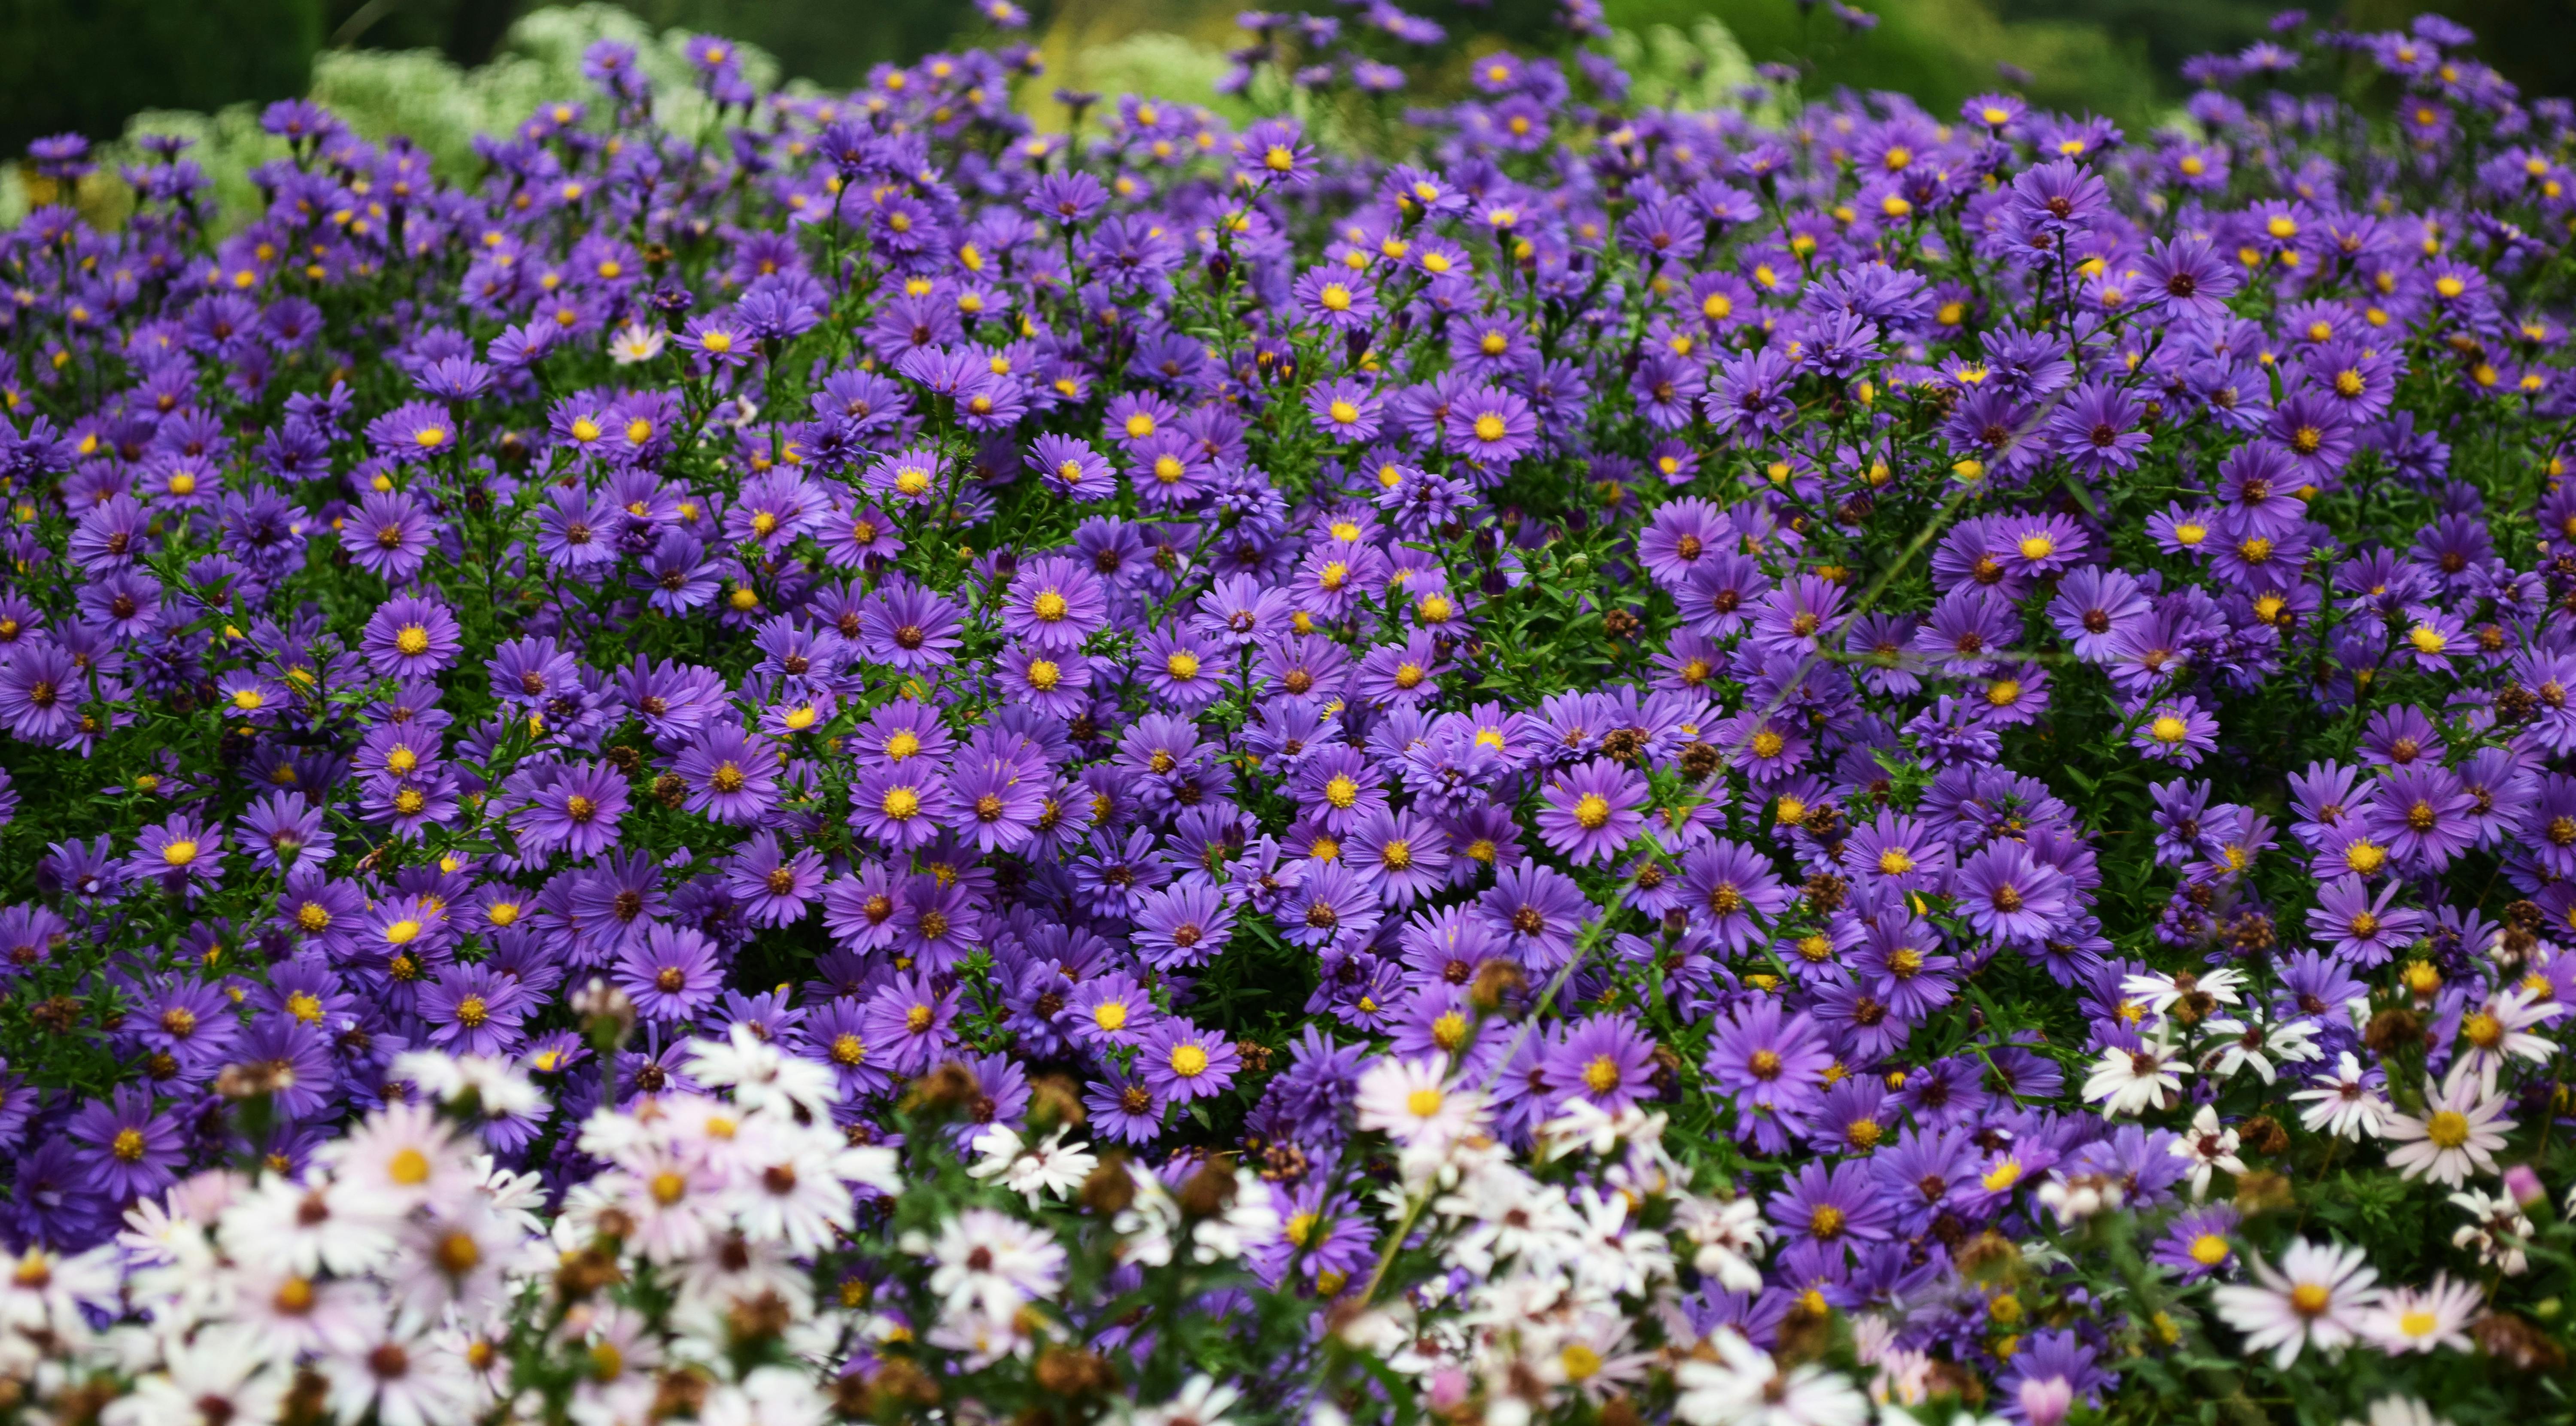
2199;1015;2320;1084
924;1207;1067;1317
1672;1194;1771;1293
2081;1031;2186;1117
394;1050;547;1120
2447;985;2562;1088
104;1326;289;1426
1674;1329;1869;1426
220;1175;398;1278
2118;966;2244;1021
0;1244;123;1339
608;322;667;365
2384;1066;2511;1187
2210;1237;2380;1367
2290;1052;2389;1140
2360;1273;2479;1353
314;1101;480;1216
323;1317;478;1426
1130;1375;1243;1426
2448;1187;2533;1275
1355;1054;1486;1146
969;1124;1098;1204
685;1024;839;1119
2169;1104;2244;1198
2035;1171;2123;1225
698;1366;830;1426
1190;1167;1282;1264
2341;1398;2451;1426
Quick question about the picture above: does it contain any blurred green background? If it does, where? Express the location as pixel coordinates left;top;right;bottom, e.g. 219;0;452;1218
5;0;2576;161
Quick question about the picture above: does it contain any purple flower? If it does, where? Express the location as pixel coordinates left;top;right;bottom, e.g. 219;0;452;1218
68;1087;184;1202
1955;842;2068;945
1144;1022;1239;1102
512;760;630;860
674;724;782;824
359;595;463;678
1534;758;1648;866
613;924;724;1025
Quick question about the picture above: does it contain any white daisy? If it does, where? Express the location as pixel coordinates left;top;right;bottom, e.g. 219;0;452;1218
2081;1030;2187;1117
2210;1237;2379;1367
2448;1186;2533;1275
1674;1328;1870;1426
1354;1053;1486;1146
2290;1052;2389;1140
2384;1067;2511;1187
969;1124;1099;1204
1132;1374;1244;1426
924;1206;1067;1317
608;322;667;365
2360;1274;2480;1353
2169;1104;2244;1198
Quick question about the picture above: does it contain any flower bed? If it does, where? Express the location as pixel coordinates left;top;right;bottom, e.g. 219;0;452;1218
0;6;2570;1424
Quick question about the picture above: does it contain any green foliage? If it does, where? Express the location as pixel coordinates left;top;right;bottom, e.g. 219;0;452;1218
0;0;323;152
1610;0;2164;132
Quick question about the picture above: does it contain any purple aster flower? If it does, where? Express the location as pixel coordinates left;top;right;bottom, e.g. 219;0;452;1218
419;964;530;1056
512;760;629;860
1279;858;1382;951
1679;840;1789;953
2047;380;2151;476
341;490;434;580
858;579;965;671
1003;555;1109;653
1069;973;1158;1051
1444;385;1537;466
68;1086;185;1203
863;971;959;1076
1144;1022;1239;1103
2151;1203;2242;1281
365;400;457;462
673;724;782;824
1534;758;1648;866
723;831;825;927
1768;1159;1894;1247
1306;376;1384;442
127;814;224;890
850;764;950;850
1542;1013;1657;1113
237;791;331;876
613;924;724;1025
359;595;462;677
1083;1069;1166;1145
1029;434;1117;500
1475;860;1592;970
2132;696;2220;766
1955;842;2068;944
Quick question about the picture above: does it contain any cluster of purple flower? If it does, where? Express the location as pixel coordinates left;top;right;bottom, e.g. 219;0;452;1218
1;0;2575;1415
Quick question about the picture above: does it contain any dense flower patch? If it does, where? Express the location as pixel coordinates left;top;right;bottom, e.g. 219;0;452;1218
0;3;2573;1423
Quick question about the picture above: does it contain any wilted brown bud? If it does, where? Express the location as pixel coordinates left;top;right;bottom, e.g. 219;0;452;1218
653;772;687;808
1081;1154;1136;1216
555;1245;623;1300
1955;1231;2022;1283
1678;741;1722;778
1025;1074;1086;1131
1177;1154;1239;1217
902;1062;980;1118
2363;1007;2425;1054
1469;959;1526;1010
2232;1169;2295;1216
2240;1114;2290;1157
2472;1310;2568;1371
605;745;642;773
1235;1040;1274;1075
